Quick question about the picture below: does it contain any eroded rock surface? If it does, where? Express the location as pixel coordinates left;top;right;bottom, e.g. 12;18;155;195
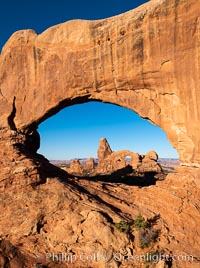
0;0;200;267
96;138;162;175
0;0;199;166
68;159;83;175
0;169;200;267
64;137;162;177
98;138;113;166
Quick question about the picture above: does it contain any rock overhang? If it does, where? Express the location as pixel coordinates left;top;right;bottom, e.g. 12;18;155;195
0;0;199;167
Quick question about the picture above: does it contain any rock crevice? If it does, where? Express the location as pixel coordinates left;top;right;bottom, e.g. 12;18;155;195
7;96;17;130
0;1;200;267
0;0;200;166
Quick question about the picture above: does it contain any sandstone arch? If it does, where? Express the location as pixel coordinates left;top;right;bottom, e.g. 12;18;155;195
0;0;200;167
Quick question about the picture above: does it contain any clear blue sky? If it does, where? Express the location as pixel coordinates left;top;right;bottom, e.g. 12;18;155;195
0;0;178;160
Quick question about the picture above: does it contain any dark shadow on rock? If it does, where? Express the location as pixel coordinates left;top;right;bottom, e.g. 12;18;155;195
75;165;165;187
13;143;165;189
12;128;165;188
14;150;125;217
13;146;73;187
0;239;35;267
146;214;161;228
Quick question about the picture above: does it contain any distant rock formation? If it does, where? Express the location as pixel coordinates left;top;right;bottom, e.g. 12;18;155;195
68;159;83;175
85;157;95;171
66;137;162;177
97;138;162;175
97;138;112;166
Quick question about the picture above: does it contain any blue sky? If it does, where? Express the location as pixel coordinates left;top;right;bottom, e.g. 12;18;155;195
0;0;178;160
38;102;178;160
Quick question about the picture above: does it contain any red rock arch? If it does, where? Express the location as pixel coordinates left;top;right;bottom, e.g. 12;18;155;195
0;0;199;167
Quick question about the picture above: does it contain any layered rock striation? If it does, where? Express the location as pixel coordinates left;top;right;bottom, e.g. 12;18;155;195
0;0;200;166
0;0;200;267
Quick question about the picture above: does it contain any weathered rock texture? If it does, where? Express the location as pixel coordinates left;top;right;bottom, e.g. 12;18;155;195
85;157;95;170
68;159;83;175
96;138;162;174
0;168;200;267
0;0;200;166
98;138;113;166
0;0;200;267
65;137;162;176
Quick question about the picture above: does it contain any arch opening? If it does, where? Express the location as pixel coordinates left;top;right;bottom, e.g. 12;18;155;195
38;101;178;160
37;101;178;184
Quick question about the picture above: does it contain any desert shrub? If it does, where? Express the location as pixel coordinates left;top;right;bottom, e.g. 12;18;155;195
138;228;160;248
114;220;131;233
133;213;147;230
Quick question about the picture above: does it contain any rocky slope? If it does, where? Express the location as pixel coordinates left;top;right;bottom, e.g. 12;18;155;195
0;167;200;267
0;0;200;267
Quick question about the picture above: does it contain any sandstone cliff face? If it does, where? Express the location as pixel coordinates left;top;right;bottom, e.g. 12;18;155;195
0;1;200;267
0;0;200;166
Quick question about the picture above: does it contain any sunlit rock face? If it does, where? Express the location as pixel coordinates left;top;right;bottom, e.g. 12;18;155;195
0;0;200;166
0;1;200;267
64;137;162;176
96;138;162;175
